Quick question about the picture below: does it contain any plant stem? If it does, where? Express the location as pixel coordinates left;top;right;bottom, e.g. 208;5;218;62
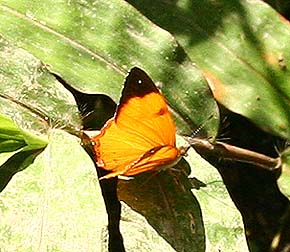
187;137;281;171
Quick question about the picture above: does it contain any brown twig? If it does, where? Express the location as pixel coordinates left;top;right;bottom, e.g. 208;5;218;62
186;137;281;171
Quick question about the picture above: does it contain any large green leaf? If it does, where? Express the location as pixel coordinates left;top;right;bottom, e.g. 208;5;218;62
0;0;219;137
126;0;290;140
0;36;82;135
0;131;108;251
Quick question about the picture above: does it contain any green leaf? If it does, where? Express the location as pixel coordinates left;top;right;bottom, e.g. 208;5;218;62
0;114;48;152
0;0;219;138
0;114;48;191
0;36;82;135
126;0;290;140
0;131;107;251
279;148;290;200
0;114;27;152
118;159;205;251
117;137;248;251
187;149;249;251
0;148;44;192
0;114;47;152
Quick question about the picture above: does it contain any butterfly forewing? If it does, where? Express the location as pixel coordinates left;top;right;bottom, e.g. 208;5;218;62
116;92;176;146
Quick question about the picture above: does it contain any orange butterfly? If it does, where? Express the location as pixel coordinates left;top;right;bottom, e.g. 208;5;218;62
92;67;187;179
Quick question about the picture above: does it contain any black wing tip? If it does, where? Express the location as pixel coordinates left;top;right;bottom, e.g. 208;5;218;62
123;67;159;98
129;66;143;72
115;67;160;119
128;67;146;76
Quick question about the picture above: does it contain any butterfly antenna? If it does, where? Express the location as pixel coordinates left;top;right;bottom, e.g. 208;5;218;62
190;114;215;138
274;139;290;158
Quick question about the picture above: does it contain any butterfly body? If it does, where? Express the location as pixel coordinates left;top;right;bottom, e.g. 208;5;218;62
93;67;185;179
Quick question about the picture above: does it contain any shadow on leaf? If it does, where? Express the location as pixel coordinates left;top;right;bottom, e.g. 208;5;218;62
118;158;206;252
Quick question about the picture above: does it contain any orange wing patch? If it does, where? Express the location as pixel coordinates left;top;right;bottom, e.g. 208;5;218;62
92;67;183;179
